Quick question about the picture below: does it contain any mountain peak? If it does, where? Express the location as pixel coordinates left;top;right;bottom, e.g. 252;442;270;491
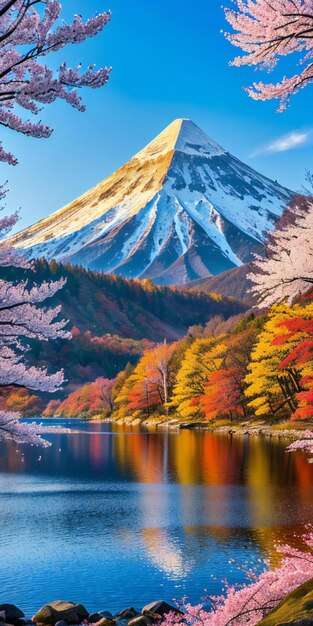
134;118;226;162
9;118;294;286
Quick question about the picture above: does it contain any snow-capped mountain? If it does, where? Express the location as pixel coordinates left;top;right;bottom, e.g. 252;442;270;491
10;119;294;284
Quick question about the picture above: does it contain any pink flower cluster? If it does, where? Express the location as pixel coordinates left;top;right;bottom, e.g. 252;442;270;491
0;0;111;163
224;0;313;109
0;200;70;444
249;201;313;307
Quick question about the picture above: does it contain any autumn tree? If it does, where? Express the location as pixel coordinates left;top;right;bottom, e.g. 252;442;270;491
201;327;259;421
118;343;175;420
112;363;137;422
0;386;43;416
250;200;313;308
147;340;176;408
201;367;244;422
0;0;111;164
274;304;313;420
43;398;61;417
53;377;115;418
128;374;160;418
244;304;306;419
118;355;158;419
224;0;313;110
171;337;225;420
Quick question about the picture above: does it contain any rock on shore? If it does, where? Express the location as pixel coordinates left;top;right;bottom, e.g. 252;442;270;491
0;600;181;626
3;583;313;626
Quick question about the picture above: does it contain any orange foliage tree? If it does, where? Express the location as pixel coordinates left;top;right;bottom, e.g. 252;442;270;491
113;341;176;420
0;388;43;417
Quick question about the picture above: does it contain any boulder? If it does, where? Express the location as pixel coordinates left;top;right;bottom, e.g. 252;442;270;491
114;620;128;626
115;610;138;621
128;615;157;626
142;602;182;619
33;602;89;626
98;614;113;621
95;619;115;626
0;607;25;622
257;578;313;626
88;615;104;624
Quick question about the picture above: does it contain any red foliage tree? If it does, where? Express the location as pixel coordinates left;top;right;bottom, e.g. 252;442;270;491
201;366;245;421
274;316;313;420
54;377;115;418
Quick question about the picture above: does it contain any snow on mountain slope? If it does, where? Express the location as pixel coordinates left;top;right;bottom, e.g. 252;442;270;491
9;119;294;284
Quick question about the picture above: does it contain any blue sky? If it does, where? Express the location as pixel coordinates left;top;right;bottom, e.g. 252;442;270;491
2;0;313;230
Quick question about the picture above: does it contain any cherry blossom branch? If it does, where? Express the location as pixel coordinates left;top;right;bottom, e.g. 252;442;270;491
0;1;111;163
224;0;313;109
0;202;70;444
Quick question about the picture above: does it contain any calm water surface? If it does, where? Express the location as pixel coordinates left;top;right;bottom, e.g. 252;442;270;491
0;420;313;615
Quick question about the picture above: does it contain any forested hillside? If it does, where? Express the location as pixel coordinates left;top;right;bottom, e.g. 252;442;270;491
0;260;245;410
50;297;313;424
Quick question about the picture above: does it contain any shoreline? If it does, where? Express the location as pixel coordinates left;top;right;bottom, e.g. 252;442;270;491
37;415;313;441
95;416;313;441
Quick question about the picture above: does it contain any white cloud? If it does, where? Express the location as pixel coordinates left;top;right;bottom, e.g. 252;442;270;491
251;129;312;156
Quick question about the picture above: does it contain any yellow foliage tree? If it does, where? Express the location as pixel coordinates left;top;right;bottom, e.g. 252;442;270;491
170;337;226;420
244;303;305;419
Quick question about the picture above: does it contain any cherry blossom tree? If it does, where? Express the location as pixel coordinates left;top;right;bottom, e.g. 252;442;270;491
249;200;313;307
0;1;111;439
224;0;313;110
0;0;111;164
161;529;313;626
0;209;70;444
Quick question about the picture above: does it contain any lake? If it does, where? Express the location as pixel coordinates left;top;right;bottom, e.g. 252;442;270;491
0;420;312;616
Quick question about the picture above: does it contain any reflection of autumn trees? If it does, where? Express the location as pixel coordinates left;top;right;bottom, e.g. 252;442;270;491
243;435;313;566
113;430;165;483
1;426;313;577
108;429;313;572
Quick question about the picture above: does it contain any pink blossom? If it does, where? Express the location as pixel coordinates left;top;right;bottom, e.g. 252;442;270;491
0;201;70;444
0;411;52;446
249;201;313;307
224;0;313;109
0;1;111;163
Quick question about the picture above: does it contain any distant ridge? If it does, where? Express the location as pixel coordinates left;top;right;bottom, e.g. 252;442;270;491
186;264;255;305
9;119;294;284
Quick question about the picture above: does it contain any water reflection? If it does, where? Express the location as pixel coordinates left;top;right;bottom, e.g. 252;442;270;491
0;421;312;614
